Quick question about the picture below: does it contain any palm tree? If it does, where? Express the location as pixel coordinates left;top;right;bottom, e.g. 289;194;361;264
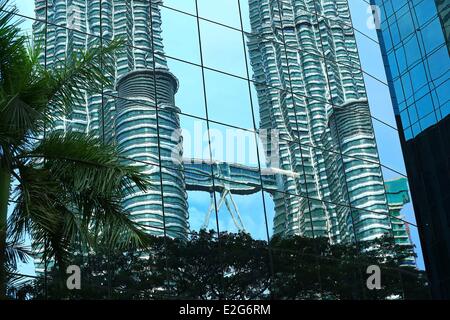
0;0;151;298
4;239;32;299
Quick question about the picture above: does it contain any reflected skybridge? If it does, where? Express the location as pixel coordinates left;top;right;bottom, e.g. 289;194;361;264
183;158;286;231
183;158;283;195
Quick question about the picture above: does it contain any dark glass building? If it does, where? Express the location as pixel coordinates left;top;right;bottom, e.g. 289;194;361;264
371;0;450;299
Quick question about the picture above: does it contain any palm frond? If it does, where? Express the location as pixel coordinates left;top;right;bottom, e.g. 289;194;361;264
27;131;149;196
0;0;27;78
5;239;32;270
8;165;74;269
45;38;124;112
90;194;152;250
1;29;124;154
0;0;37;150
8;165;62;242
103;211;152;251
1;1;148;278
10;132;152;267
3;239;34;299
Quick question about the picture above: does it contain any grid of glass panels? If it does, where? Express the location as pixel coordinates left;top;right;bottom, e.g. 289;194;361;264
4;0;430;299
372;0;450;140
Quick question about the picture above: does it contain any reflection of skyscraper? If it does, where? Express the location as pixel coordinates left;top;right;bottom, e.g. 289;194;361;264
247;0;393;243
32;0;189;250
32;0;414;255
116;69;188;238
371;0;449;299
384;177;415;267
34;0;168;134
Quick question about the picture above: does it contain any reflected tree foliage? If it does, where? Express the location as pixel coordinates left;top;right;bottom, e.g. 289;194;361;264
22;231;430;300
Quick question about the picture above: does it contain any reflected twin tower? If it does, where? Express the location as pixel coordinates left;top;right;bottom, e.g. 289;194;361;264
33;0;412;249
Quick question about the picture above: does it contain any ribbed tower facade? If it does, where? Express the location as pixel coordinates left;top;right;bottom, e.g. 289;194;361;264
247;0;391;243
32;0;189;240
33;0;168;134
116;70;188;238
32;0;406;250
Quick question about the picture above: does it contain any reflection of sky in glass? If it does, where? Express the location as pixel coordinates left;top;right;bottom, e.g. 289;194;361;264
10;0;424;274
14;1;34;33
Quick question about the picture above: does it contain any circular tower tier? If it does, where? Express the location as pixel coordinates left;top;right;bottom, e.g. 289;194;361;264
115;68;188;239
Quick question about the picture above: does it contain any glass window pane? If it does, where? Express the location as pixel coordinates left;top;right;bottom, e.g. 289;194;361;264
161;7;201;65
197;0;241;30
199;19;247;78
204;69;254;130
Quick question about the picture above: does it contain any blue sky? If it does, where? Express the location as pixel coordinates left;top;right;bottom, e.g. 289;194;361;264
12;0;425;276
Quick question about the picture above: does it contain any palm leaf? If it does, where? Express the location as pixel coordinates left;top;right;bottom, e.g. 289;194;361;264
27;132;149;196
10;133;152;268
1;33;124;156
1;0;146;274
0;0;27;77
44;38;124;112
3;239;34;299
8;165;62;242
91;194;152;250
5;239;31;270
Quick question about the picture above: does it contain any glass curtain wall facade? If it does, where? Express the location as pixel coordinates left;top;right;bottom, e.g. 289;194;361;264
371;0;450;299
247;0;392;243
33;0;189;239
2;0;430;298
32;0;411;248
